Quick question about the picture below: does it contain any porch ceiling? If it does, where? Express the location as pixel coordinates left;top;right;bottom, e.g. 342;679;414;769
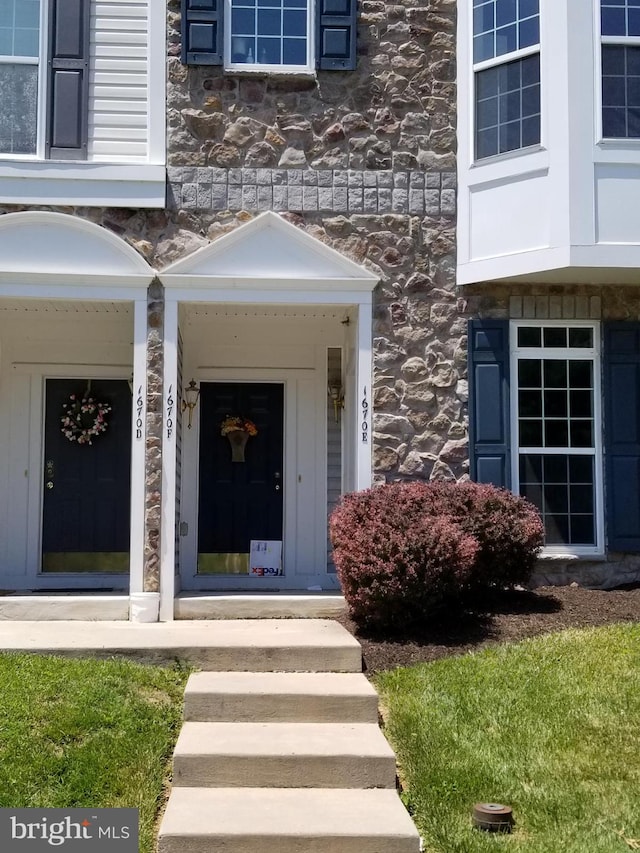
182;304;352;322
0;299;132;315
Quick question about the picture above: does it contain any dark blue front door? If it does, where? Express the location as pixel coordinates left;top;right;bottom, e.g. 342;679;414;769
42;379;132;574
197;382;284;574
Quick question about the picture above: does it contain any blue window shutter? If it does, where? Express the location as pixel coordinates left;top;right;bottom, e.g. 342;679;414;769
182;0;223;65
316;0;357;70
468;319;511;488
47;0;89;160
604;322;640;552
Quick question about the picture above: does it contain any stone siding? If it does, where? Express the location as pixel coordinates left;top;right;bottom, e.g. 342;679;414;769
167;167;456;217
162;0;463;483
1;0;462;485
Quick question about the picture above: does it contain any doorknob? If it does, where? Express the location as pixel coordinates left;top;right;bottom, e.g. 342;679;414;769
45;460;54;491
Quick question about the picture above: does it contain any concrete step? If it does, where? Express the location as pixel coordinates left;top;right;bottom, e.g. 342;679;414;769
172;722;397;789
184;671;379;723
0;619;362;670
158;787;421;853
175;593;346;620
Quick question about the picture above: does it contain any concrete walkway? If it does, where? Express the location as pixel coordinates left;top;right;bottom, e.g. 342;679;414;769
0;618;422;852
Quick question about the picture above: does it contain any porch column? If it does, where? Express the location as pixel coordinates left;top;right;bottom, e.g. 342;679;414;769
160;296;178;622
132;279;164;622
128;297;149;619
355;298;373;491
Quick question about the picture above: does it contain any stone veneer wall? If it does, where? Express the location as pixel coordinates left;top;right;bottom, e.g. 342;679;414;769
0;0;462;595
163;0;465;483
463;282;640;589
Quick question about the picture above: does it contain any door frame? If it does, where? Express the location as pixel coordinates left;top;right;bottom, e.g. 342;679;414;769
179;368;324;591
17;363;134;590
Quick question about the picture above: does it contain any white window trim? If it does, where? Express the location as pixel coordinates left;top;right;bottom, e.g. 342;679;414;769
223;0;315;73
0;0;47;160
596;1;640;143
509;320;605;558
471;2;542;163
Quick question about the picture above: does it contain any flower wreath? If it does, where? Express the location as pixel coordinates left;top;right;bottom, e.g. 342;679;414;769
61;394;112;445
220;415;258;437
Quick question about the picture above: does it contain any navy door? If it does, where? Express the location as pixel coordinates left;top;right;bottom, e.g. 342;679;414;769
42;379;132;573
197;382;284;574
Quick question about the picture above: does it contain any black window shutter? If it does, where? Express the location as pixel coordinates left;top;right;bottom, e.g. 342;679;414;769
316;0;357;71
47;0;89;160
468;319;511;489
182;0;223;65
604;322;640;552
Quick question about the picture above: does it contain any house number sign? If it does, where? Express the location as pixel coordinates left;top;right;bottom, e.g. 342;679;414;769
361;386;369;443
135;385;144;441
166;385;174;440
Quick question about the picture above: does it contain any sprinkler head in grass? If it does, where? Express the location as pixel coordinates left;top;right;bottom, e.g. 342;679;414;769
472;803;514;833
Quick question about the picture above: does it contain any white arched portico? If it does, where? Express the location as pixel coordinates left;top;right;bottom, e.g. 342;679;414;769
159;212;378;621
0;212;153;619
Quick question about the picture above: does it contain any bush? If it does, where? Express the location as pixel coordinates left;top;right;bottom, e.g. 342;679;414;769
330;481;544;631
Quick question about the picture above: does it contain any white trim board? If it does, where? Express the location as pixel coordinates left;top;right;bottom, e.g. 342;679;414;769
161;212;379;285
0;212;153;277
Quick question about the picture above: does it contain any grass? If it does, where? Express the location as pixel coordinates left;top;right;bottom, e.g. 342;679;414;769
0;653;190;853
375;623;640;853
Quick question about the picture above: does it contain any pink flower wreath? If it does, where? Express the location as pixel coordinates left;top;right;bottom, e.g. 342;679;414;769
60;393;112;445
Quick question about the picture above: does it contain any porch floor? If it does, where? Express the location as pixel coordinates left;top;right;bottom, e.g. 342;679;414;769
0;592;346;621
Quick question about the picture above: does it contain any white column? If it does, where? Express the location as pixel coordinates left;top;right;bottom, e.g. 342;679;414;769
160;297;179;621
355;298;373;491
129;298;153;619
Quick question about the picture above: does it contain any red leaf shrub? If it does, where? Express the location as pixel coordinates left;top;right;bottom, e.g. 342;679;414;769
329;481;544;631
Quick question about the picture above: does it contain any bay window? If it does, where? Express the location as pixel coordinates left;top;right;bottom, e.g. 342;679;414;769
473;0;541;160
601;0;640;138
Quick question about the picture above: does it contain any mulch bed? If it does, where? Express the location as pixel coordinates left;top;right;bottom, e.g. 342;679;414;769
336;584;640;675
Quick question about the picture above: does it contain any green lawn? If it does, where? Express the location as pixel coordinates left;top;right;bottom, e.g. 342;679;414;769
0;653;190;853
375;624;640;853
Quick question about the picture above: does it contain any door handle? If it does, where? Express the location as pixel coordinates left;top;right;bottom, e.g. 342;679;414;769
45;460;54;491
274;471;281;492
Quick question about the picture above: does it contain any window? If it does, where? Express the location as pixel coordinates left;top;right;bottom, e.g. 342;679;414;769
601;0;640;138
182;0;356;71
473;0;541;160
512;323;602;553
0;0;41;155
0;0;89;160
470;320;640;557
229;0;310;69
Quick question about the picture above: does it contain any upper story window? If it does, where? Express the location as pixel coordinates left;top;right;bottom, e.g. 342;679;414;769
0;0;40;155
473;0;541;160
182;0;356;71
229;0;310;69
0;0;89;161
601;0;640;138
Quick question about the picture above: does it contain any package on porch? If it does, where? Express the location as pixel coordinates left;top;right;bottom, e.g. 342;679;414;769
249;541;283;577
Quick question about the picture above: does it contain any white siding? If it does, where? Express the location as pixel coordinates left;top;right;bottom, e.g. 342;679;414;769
326;348;342;574
88;1;149;163
175;328;184;576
